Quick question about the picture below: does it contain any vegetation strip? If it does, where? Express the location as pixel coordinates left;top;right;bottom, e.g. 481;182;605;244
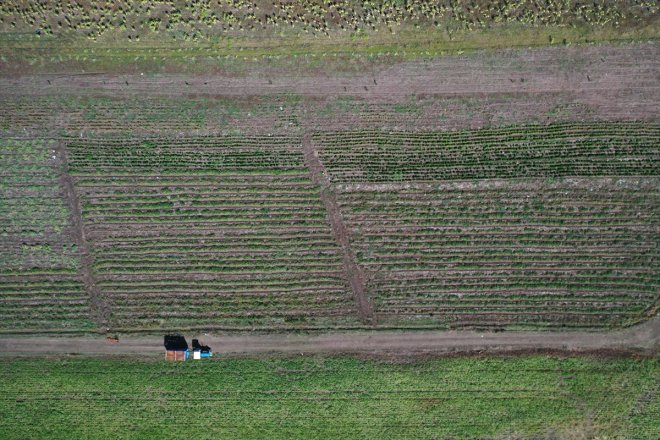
315;121;660;182
0;1;658;74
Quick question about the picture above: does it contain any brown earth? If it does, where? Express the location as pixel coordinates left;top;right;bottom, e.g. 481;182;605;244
302;131;375;324
1;44;657;100
1;43;658;136
1;44;658;143
0;315;657;357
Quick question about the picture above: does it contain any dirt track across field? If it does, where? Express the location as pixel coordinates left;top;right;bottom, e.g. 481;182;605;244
1;316;657;357
1;44;658;121
302;130;375;324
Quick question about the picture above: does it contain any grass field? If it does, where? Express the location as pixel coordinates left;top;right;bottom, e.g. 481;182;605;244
0;355;657;439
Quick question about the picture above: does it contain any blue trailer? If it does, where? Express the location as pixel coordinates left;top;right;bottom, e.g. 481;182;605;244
164;335;212;361
192;339;213;359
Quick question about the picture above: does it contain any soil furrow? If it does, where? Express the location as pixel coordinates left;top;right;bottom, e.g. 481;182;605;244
55;142;108;331
302;131;375;324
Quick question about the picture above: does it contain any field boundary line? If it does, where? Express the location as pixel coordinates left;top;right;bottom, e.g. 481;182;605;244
302;131;375;324
55;141;109;332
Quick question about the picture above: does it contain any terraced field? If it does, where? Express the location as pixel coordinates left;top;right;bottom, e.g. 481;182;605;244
0;118;657;333
314;122;659;328
66;136;357;331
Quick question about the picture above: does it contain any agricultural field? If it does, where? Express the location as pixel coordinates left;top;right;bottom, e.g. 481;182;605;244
0;43;658;332
0;2;659;440
0;139;94;332
314;122;660;182
0;355;657;439
65;135;358;331
1;119;656;332
0;95;303;136
316;122;659;328
335;178;658;329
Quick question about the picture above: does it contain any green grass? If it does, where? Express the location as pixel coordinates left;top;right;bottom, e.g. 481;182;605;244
0;355;657;439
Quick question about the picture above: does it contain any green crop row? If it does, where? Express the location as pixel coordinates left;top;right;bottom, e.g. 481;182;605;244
66;136;302;171
316;122;660;182
0;275;94;331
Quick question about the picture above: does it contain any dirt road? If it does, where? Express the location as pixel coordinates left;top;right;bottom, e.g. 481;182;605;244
1;44;658;119
1;316;657;357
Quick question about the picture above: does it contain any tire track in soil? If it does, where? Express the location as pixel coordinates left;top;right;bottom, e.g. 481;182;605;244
0;315;657;356
55;142;109;331
302;131;375;324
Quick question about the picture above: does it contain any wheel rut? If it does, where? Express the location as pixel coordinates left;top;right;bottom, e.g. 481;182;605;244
0;315;657;356
301;131;375;324
55;142;109;331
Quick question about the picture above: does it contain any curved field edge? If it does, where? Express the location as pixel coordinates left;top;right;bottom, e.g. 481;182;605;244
0;355;657;439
